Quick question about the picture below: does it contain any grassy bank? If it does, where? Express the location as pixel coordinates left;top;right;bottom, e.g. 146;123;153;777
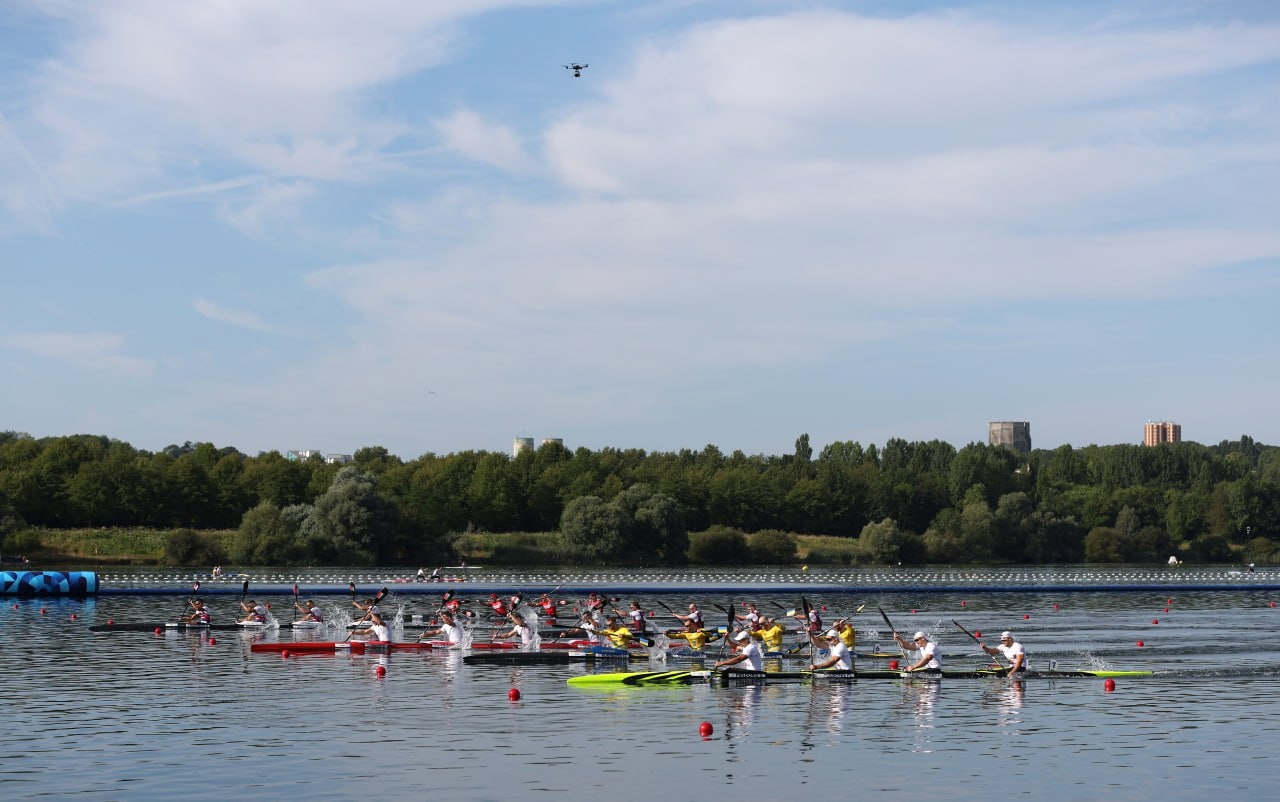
3;527;236;566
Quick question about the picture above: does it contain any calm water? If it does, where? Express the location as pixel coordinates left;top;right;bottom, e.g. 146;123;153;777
5;569;1280;801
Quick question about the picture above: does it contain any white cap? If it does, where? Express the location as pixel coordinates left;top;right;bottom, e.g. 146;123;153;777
912;631;926;640
824;629;838;638
732;630;750;642
1000;631;1012;639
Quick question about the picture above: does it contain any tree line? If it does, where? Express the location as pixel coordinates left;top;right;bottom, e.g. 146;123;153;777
1;430;1278;566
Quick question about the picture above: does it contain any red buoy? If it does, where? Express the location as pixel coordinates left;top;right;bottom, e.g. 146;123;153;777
1023;614;1030;619
974;631;981;638
1271;602;1276;608
208;638;216;645
281;650;291;659
960;601;966;607
71;614;77;620
1163;607;1169;613
508;688;520;701
107;619;114;625
376;666;386;678
154;627;163;635
1152;619;1159;625
699;721;713;736
40;608;47;615
1104;679;1116;692
1137;640;1145;647
889;660;899;670
912;609;917;614
1053;603;1059;610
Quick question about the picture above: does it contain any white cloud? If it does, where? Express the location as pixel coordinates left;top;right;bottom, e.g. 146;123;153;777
193;299;281;335
435;109;531;173
217;180;316;239
0;332;153;376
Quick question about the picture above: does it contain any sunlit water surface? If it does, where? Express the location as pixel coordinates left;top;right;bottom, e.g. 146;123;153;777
4;568;1280;800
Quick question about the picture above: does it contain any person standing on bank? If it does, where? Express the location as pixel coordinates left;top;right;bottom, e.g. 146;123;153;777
979;630;1028;674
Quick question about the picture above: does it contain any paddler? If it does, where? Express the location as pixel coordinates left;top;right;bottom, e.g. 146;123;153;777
600;616;637;648
978;630;1028;674
486;593;510;618
239;599;268;623
793;604;822;636
495;612;534;648
894;630;942;673
750;615;788;653
418;611;464;644
559;611;604;645
716;630;763;672
351;612;391;642
534;594;559;622
810;629;854;671
181;599;211;625
832;619;856;650
668;626;719;652
673;602;705;631
584;592;608;624
353;596;381;618
295;600;324;623
613;600;648;635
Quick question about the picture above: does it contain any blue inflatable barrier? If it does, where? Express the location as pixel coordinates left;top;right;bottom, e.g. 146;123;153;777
0;570;98;596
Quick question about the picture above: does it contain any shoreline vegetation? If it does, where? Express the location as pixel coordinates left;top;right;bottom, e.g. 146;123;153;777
0;525;1239;569
3;431;1278;569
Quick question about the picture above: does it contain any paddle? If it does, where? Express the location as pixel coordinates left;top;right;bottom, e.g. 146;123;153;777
344;587;388;642
292;581;299;624
952;620;1008;673
802;596;816;669
879;606;910;668
180;580;199;621
715;603;736;661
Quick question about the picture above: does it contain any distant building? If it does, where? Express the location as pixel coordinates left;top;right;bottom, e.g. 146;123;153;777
1144;421;1181;446
324;454;353;465
513;437;534;457
286;450;323;461
988;421;1031;453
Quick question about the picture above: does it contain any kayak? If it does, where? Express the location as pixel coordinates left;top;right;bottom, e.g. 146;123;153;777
569;667;1154;686
463;647;634;666
250;641;435;654
90;620;318;632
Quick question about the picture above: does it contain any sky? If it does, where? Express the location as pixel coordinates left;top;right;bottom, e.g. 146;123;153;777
1;0;1278;460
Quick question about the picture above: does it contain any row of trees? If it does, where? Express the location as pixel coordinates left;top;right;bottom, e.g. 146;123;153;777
2;430;1278;566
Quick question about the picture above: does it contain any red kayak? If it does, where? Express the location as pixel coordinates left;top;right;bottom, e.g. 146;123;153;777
250;641;434;654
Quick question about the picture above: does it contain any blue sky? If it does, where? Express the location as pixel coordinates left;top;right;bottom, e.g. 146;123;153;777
1;0;1277;459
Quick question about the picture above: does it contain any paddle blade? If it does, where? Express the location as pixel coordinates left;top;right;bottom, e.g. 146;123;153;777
349;582;356;596
293;583;299;596
191;581;199;593
242;579;249;596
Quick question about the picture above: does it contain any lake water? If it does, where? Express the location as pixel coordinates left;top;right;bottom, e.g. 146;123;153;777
5;567;1280;801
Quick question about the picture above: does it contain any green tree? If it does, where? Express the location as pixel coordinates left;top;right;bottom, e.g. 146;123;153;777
860;517;906;563
560;495;626;564
301;467;395;564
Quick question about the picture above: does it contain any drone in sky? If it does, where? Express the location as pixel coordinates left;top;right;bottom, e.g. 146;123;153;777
563;63;588;78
